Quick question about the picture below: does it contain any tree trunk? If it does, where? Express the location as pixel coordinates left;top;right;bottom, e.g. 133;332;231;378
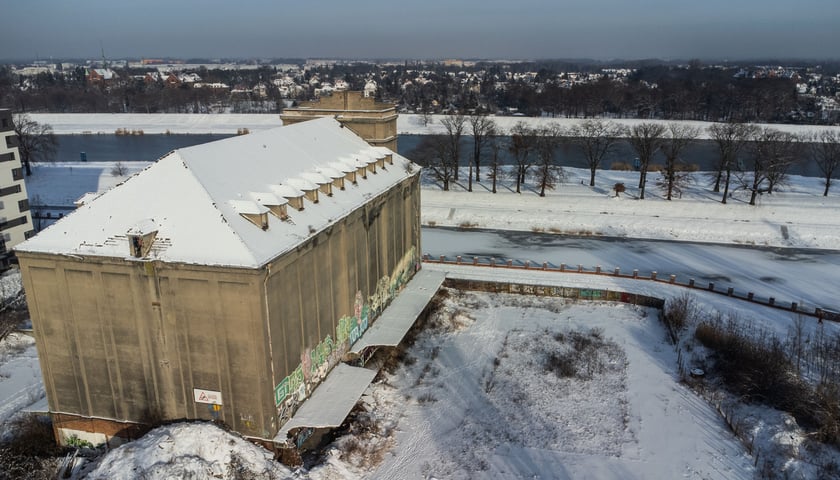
468;164;473;192
666;169;674;201
712;168;722;192
639;171;647;200
721;168;731;204
825;177;831;197
589;166;596;187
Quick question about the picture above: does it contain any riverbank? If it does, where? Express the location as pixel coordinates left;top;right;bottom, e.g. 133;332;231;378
25;162;840;250
29;113;840;137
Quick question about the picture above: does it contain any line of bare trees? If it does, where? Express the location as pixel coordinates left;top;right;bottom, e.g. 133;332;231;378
411;114;840;203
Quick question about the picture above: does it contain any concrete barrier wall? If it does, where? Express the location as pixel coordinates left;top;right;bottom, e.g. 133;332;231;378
424;255;828;320
444;278;665;309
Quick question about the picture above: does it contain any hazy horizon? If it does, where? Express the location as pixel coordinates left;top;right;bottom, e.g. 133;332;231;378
3;0;839;62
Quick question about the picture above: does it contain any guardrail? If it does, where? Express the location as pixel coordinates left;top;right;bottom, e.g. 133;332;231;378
422;254;839;322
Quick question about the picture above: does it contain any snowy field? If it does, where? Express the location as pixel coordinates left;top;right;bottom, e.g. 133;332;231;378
311;292;755;479
28;113;840;137
24;160;840;250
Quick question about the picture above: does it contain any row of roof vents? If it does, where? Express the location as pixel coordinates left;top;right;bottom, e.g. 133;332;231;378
230;147;394;231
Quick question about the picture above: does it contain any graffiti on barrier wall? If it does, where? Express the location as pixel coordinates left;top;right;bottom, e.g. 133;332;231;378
274;247;419;422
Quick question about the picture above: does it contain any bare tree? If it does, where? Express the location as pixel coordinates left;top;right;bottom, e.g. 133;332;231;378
708;122;757;204
568;119;624;187
740;128;799;205
13;113;58;176
533;124;564;197
808;130;840;196
486;133;504;194
111;161;128;176
627;122;667;199
468;113;496;191
508;122;534;194
439;113;466;181
410;135;456;191
765;133;801;194
421;110;434;127
658;123;700;200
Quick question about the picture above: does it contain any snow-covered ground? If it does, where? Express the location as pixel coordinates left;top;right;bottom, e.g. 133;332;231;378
306;291;757;479
2;127;839;477
29;112;840;137
24;161;840;250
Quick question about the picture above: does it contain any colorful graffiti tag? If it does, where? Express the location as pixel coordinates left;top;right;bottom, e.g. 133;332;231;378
274;247;419;421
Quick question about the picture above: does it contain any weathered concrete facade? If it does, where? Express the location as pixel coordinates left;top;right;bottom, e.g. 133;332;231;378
281;91;398;151
16;118;420;447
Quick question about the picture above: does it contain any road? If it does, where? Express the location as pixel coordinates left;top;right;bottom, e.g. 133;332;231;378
421;227;840;312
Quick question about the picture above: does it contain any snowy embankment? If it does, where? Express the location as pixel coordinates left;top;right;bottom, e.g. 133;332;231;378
26;161;840;250
29;113;840;137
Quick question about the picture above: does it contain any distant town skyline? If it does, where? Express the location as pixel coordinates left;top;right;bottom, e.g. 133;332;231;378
2;0;839;61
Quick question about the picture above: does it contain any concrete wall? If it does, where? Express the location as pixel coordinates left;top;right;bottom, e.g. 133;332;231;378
17;254;274;443
266;174;421;428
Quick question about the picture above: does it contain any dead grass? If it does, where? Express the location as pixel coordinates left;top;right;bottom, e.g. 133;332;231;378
0;414;66;480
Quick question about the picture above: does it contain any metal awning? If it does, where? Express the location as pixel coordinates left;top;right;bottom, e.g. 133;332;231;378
274;363;376;442
350;269;446;354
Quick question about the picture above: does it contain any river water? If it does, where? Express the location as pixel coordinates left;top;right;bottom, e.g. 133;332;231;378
53;134;823;177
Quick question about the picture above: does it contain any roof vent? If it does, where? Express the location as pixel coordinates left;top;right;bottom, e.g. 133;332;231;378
372;146;394;165
270;184;306;211
230;200;270;230
300;171;333;197
249;192;289;220
126;219;158;257
357;150;378;174
286;177;320;204
334;158;358;185
363;147;387;169
318;166;346;191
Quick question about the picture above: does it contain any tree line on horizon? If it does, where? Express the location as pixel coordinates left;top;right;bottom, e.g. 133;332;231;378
1;62;837;125
410;114;840;204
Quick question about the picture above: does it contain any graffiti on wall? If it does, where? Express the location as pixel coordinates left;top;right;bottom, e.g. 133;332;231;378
274;247;419;423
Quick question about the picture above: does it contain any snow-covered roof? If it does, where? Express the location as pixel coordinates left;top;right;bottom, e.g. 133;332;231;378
17;117;418;268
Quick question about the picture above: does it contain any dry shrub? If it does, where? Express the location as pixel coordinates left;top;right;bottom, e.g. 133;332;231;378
610;162;632;171
695;318;840;443
662;292;698;344
646;163;663;172
544;328;613;380
0;414;65;480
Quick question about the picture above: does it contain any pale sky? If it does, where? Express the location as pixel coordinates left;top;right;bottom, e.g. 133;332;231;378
2;0;838;61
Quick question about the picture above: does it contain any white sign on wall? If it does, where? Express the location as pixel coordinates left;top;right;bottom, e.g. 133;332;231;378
193;388;223;405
